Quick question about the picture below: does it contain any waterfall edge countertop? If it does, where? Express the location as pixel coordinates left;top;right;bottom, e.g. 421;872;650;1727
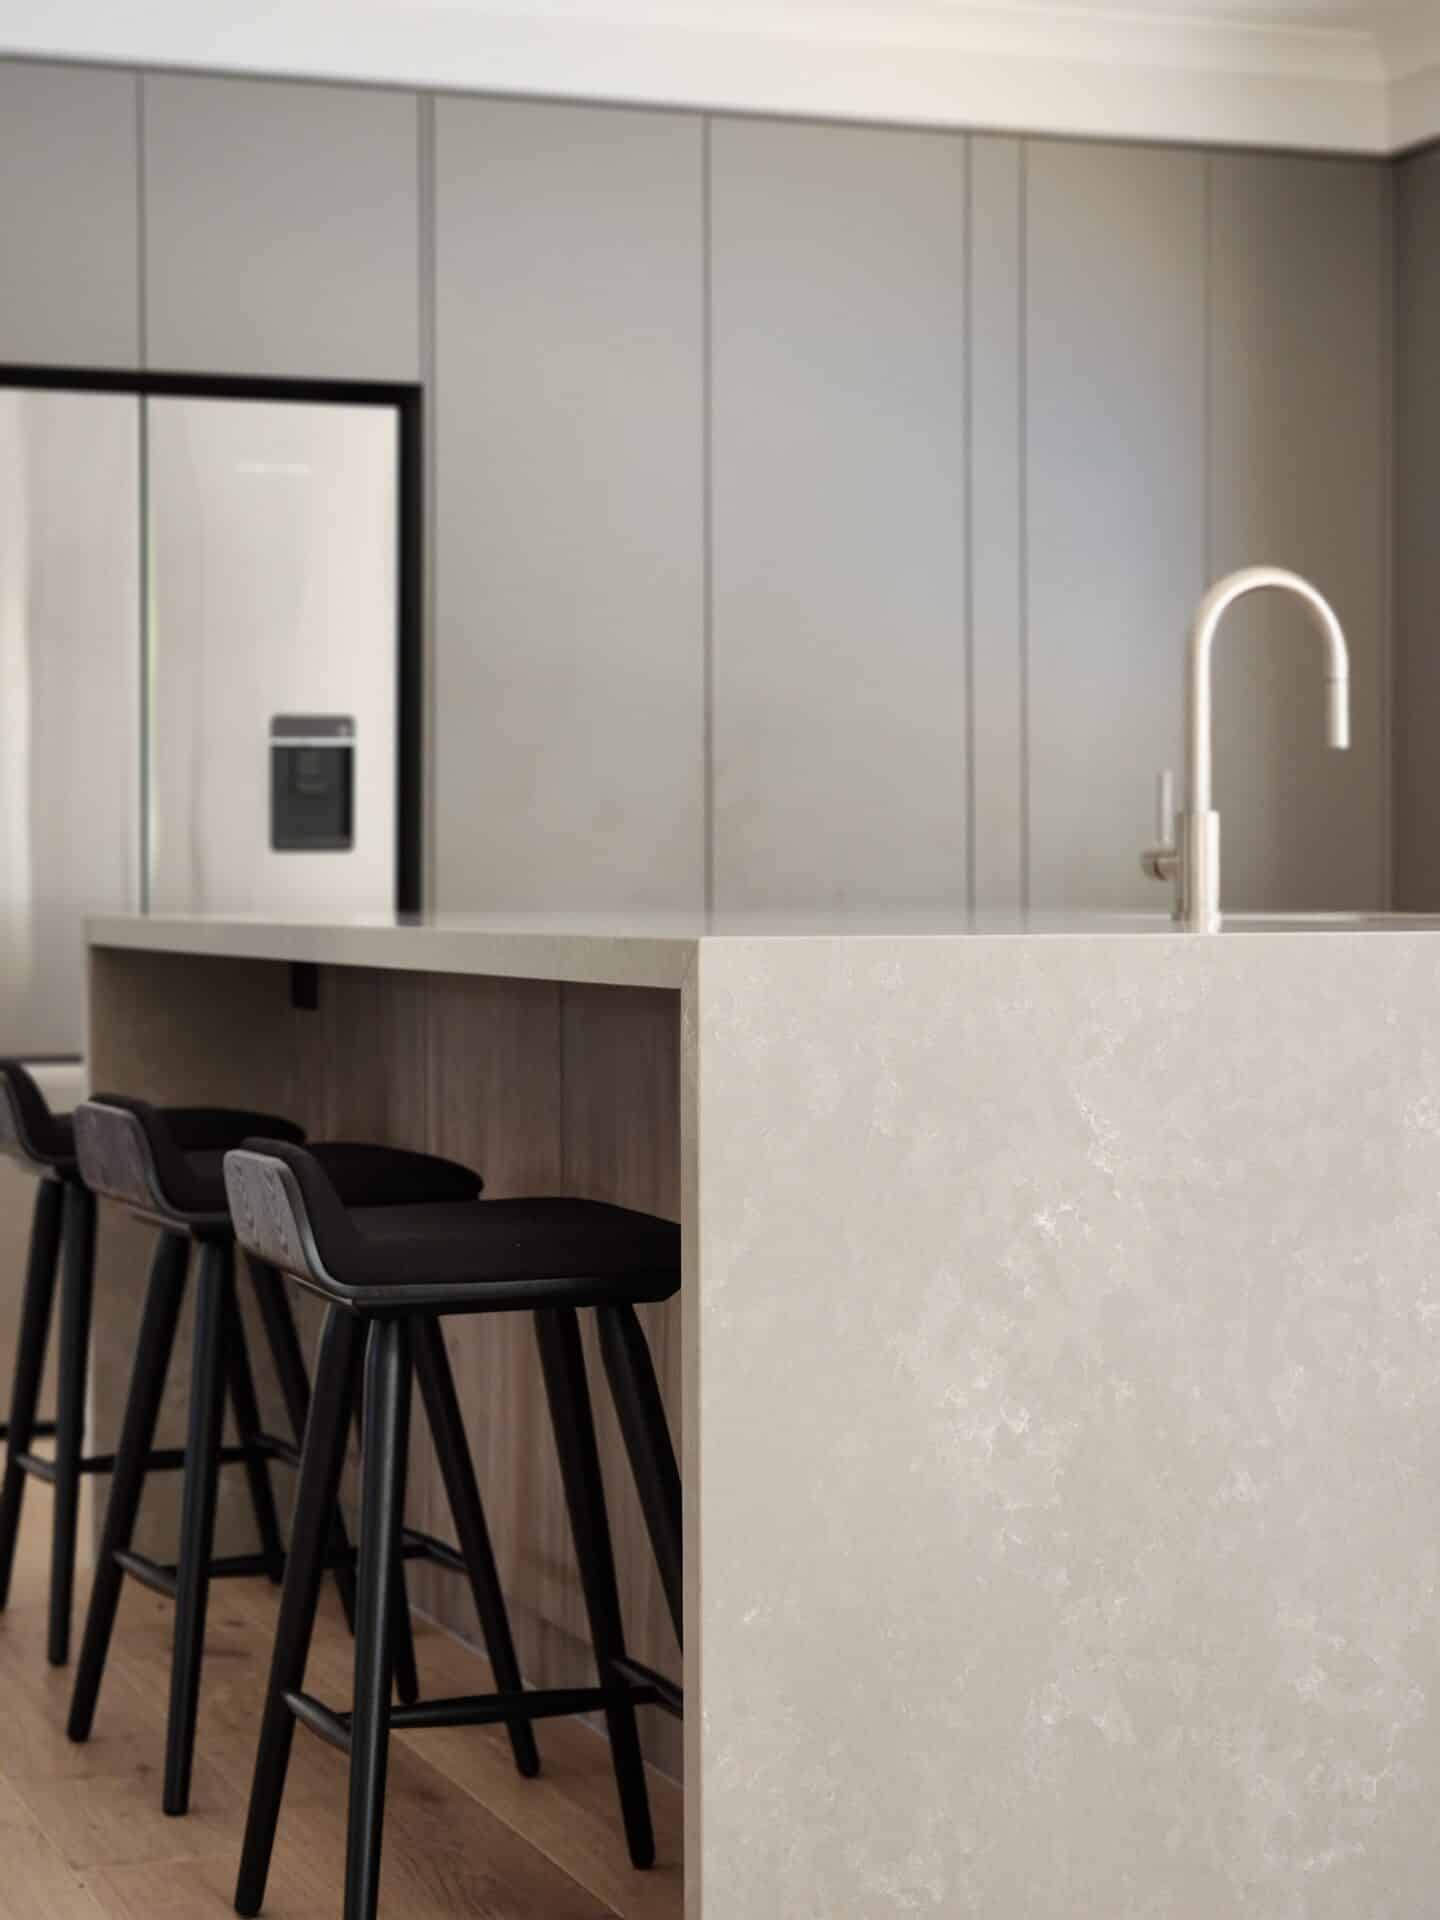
85;912;1440;1919
86;905;1440;989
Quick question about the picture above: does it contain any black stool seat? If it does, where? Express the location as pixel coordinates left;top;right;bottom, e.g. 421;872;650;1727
229;1139;679;1309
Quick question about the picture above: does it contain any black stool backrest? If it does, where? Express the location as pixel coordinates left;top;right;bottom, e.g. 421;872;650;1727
223;1143;333;1289
75;1097;304;1229
225;1138;484;1294
0;1061;74;1172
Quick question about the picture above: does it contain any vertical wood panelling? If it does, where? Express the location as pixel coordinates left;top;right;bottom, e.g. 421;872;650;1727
432;97;705;913
1208;153;1388;912
1393;148;1440;911
710;117;969;911
1025;140;1207;911
968;136;1026;912
143;74;421;379
0;64;140;367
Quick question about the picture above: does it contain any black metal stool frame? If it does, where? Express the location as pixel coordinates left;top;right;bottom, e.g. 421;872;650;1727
228;1151;683;1920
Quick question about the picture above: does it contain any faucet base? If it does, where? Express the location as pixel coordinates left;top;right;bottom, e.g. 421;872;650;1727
1179;810;1221;933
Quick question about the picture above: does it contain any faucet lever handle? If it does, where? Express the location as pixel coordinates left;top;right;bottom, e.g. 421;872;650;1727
1141;769;1179;885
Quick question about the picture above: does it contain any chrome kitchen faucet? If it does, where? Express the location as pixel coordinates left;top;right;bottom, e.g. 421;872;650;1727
1142;566;1351;933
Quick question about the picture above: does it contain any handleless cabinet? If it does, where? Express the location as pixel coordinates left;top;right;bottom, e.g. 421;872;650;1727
0;63;140;368
709;117;970;913
142;74;420;380
432;97;705;913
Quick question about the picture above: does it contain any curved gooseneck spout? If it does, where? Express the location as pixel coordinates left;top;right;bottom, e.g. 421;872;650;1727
1142;567;1351;932
1188;566;1350;819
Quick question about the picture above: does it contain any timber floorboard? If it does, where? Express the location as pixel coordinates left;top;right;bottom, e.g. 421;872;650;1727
0;1487;682;1920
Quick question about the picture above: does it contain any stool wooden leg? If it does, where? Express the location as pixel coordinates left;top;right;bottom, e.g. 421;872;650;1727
68;1229;189;1742
535;1306;655;1870
0;1177;64;1610
236;1305;359;1918
163;1238;231;1816
597;1303;682;1649
248;1258;359;1630
49;1181;96;1665
412;1315;540;1778
346;1317;411;1920
222;1280;286;1583
350;1342;421;1708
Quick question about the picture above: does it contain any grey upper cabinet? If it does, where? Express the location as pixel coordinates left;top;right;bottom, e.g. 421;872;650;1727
710;117;969;912
1025;140;1207;913
142;75;420;380
432;98;705;912
1208;153;1388;914
0;63;140;368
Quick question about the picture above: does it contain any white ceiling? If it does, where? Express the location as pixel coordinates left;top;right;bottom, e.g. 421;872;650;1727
988;0;1436;69
0;0;1436;152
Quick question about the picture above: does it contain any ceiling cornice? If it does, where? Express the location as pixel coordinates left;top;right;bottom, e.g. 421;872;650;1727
0;0;1431;156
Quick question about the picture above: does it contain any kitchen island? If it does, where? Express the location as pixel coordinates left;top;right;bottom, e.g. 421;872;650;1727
85;909;1440;1919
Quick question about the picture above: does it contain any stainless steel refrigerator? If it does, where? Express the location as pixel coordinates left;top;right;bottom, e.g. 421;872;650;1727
0;385;402;1063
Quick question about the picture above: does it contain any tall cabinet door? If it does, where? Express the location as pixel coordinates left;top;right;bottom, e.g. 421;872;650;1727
433;97;705;912
1208;153;1388;914
710;117;969;913
1024;141;1208;913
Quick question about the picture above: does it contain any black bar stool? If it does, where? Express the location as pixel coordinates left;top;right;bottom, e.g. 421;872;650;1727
224;1139;683;1920
0;1060;96;1666
0;1065;312;1670
64;1096;525;1823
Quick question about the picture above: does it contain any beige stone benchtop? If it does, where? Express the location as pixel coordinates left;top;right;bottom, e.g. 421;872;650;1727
86;907;1440;992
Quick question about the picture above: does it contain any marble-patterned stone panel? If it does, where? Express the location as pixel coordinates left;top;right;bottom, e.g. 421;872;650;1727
692;932;1440;1918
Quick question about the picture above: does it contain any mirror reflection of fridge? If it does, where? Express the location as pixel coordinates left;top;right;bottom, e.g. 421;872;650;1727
0;387;401;1062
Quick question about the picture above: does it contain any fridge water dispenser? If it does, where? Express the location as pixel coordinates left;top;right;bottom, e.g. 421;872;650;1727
270;715;355;851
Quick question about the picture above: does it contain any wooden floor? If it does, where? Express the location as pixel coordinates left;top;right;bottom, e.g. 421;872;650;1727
0;1487;683;1919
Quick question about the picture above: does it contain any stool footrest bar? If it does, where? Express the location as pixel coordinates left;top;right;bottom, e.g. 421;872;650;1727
14;1441;284;1483
283;1680;661;1750
113;1549;179;1598
284;1690;353;1757
0;1419;55;1443
208;1552;285;1580
398;1526;467;1576
114;1547;288;1597
610;1656;683;1719
390;1685;655;1730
